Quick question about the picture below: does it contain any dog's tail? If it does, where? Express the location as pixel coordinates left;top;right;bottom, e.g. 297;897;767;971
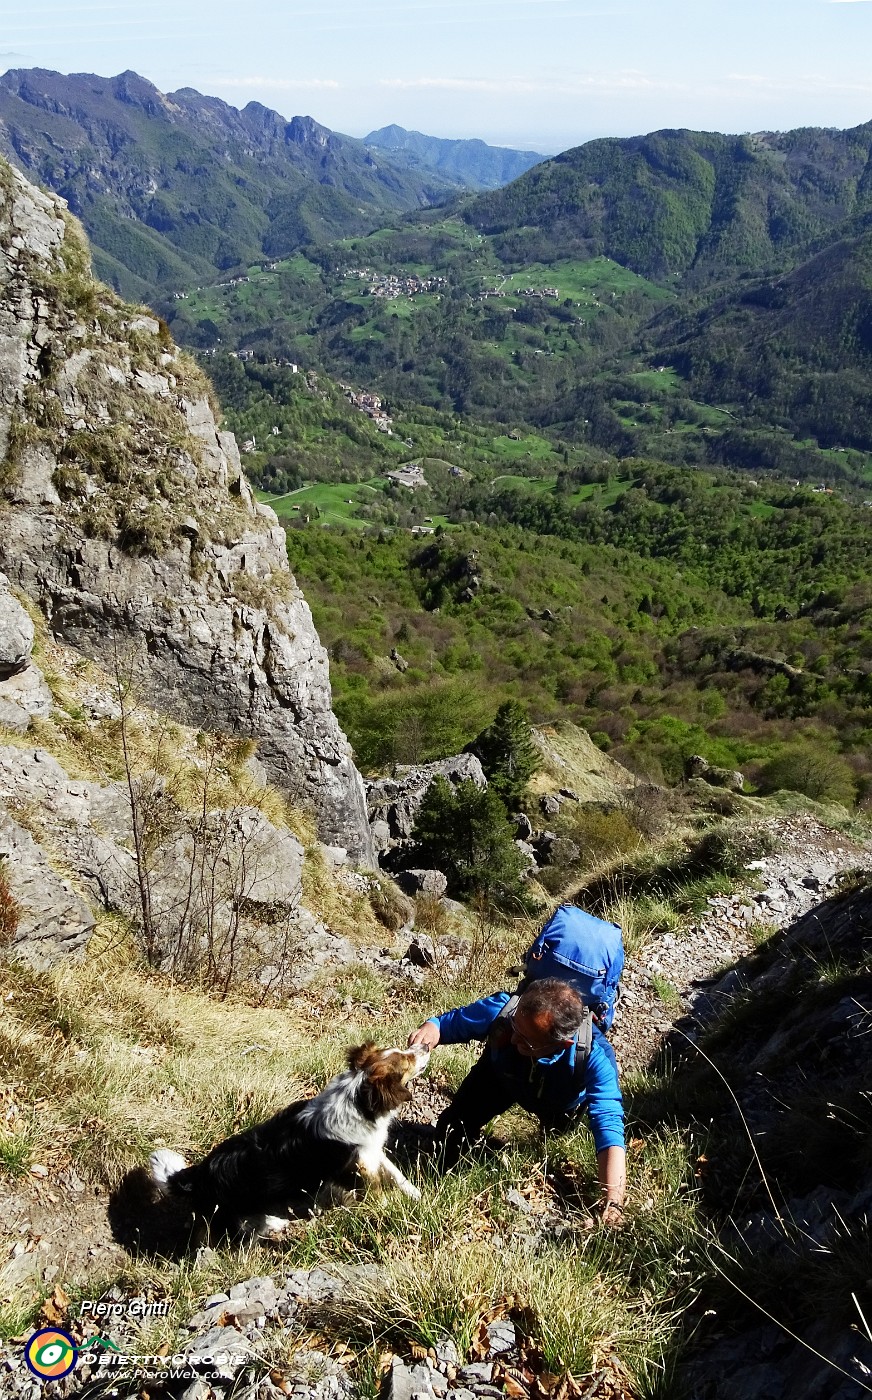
149;1148;190;1197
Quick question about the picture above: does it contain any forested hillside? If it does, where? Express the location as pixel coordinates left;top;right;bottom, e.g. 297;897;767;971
460;124;872;281
648;214;872;448
198;357;872;808
8;83;872;474
177;223;872;485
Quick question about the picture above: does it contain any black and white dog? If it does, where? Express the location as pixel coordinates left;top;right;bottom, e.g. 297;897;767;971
149;1042;429;1239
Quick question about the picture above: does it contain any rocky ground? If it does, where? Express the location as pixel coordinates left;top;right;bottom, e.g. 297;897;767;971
612;812;870;1073
1;813;870;1400
2;1264;634;1400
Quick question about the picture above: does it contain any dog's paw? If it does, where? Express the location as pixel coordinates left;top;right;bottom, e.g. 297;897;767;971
249;1214;292;1240
402;1183;422;1202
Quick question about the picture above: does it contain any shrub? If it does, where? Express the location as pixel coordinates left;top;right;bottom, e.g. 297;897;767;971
757;746;856;807
565;807;642;868
619;782;681;839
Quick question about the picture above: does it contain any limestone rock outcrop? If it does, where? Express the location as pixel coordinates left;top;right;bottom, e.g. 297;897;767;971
0;161;372;861
0;741;356;984
0;806;95;967
684;753;745;792
366;753;486;861
0;572;52;730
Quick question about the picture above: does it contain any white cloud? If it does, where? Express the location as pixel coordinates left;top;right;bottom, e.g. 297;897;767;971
208;77;341;90
380;71;672;95
729;71;872;93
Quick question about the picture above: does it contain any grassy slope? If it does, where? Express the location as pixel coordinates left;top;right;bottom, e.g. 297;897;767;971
4;789;862;1393
0;910;700;1394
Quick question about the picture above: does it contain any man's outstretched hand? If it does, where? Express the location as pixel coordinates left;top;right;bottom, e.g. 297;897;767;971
408;1021;441;1050
600;1201;625;1228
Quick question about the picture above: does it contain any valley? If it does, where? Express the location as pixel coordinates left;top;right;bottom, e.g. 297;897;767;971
195;353;872;807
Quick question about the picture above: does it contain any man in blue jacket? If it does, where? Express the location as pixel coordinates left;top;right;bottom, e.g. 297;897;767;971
408;978;626;1224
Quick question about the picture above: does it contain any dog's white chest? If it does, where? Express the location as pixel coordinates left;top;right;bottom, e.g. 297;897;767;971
357;1119;390;1175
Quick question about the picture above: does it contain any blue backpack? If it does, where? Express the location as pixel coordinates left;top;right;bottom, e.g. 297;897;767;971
523;904;624;1031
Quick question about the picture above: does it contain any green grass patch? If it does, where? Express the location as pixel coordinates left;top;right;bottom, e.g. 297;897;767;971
488;433;558;462
261;479;387;526
499;257;669;305
629;368;685;391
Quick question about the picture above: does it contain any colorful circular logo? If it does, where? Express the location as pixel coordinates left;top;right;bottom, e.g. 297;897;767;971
24;1328;78;1379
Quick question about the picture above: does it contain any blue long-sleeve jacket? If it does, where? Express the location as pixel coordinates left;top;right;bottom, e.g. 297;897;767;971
431;991;625;1153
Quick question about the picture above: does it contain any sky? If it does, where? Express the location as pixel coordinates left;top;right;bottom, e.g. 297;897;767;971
2;0;872;154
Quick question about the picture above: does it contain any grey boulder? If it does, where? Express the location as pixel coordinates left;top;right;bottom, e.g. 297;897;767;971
395;868;449;898
0;577;34;677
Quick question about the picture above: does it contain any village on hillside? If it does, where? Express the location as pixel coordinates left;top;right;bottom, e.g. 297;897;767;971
344;267;447;299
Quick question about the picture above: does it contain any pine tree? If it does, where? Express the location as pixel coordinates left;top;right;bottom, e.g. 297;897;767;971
469;700;537;807
411;778;526;903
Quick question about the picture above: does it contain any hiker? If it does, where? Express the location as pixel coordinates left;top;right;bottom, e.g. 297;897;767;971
408;977;626;1224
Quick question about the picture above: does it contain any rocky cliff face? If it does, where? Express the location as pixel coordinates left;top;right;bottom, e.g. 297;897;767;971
0;159;373;862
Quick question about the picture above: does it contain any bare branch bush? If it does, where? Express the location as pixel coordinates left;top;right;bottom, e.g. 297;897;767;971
110;640;306;998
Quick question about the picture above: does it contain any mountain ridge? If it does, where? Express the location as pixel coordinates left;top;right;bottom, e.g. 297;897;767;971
364;123;546;190
460;122;872;282
0;68;462;299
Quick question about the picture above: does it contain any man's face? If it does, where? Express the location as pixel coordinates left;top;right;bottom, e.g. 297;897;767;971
509;1007;568;1059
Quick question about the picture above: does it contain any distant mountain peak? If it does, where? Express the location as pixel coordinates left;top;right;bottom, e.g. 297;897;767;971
287;114;332;149
368;123;407;145
363;124;545;190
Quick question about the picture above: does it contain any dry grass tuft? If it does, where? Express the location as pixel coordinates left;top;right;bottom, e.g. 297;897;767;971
0;857;20;947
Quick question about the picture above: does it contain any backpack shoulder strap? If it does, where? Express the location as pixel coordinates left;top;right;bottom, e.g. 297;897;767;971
487;991;521;1057
572;1007;593;1090
495;992;521;1023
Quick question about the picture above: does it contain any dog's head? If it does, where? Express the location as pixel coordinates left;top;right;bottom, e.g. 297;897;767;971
347;1041;430;1114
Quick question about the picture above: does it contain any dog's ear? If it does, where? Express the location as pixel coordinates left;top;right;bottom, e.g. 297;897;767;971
348;1042;379;1071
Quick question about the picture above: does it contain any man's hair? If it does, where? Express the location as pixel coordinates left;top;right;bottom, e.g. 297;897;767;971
517;978;585;1041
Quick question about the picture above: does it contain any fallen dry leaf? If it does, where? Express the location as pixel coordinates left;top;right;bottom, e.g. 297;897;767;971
39;1285;71;1325
536;1372;562;1393
470;1320;491;1359
502;1370;531;1399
